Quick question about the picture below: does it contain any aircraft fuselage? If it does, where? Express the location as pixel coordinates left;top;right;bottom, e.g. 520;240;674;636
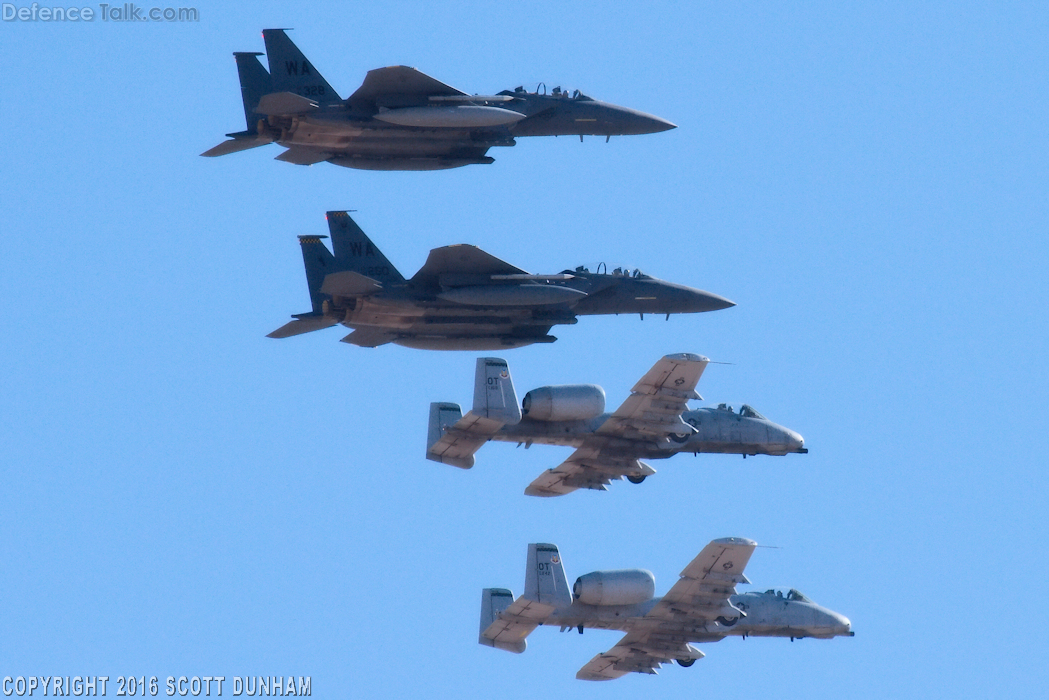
546;590;851;642
320;269;734;350
490;406;806;457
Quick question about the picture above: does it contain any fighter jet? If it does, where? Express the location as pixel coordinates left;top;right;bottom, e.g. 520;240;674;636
202;29;676;170
427;354;806;495
481;539;853;681
268;213;734;350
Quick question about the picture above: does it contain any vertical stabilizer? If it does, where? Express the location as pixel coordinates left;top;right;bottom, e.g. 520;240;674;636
262;29;342;105
426;403;475;469
472;358;521;425
523;544;572;608
325;211;406;286
298;235;336;314
478;589;525;653
234;52;272;133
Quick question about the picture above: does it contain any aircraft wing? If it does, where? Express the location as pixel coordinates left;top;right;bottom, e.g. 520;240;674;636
595;353;709;441
410;244;530;286
523;444;655;497
348;66;468;104
576;537;757;681
576;628;690;681
523;354;708;497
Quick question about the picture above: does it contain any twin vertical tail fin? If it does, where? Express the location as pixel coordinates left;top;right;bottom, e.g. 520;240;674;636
262;29;342;105
472;358;521;424
234;52;272;134
325;211;406;286
425;358;519;468
523;543;572;608
478;543;569;654
478;589;525;653
269;213;408;340
200;52;276;157
265;235;340;339
296;234;338;314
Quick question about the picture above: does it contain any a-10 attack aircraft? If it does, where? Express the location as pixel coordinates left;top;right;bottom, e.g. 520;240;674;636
202;29;676;170
480;538;853;680
268;213;734;350
426;354;806;495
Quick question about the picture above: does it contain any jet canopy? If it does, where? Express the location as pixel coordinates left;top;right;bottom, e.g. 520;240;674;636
570;264;651;279
506;84;594;100
762;589;813;603
716;404;766;419
739;405;765;420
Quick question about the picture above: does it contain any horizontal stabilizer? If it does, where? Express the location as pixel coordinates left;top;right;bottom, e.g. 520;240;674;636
339;328;396;348
321;270;383;297
256;91;320;116
275;147;333;165
426;405;504;468
200;136;272;157
479;589;526;653
267;316;338;339
480;595;555;654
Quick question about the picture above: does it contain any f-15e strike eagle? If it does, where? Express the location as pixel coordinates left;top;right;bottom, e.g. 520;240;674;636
480;539;853;680
268;213;734;350
203;29;676;170
427;354;806;495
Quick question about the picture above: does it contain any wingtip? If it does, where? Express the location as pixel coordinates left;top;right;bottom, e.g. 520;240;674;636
711;536;758;547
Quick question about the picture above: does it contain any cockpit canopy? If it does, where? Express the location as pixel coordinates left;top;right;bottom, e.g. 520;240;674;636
739;404;765;420
571;264;650;279
509;84;594;100
716;403;765;419
763;588;813;602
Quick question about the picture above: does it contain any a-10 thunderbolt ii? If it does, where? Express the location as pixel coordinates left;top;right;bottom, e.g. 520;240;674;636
202;29;676;170
268;212;734;350
480;538;853;680
426;354;806;495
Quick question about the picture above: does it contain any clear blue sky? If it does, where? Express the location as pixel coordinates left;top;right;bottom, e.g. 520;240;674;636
2;2;1047;697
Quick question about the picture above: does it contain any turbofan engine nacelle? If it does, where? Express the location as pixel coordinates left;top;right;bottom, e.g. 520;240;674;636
573;569;655;606
521;385;605;422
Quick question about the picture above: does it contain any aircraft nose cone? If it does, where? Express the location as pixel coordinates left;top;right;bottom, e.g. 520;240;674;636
787;429;805;453
641;114;677;133
695;289;735;312
603;104;678;134
629;112;676;134
835;613;853;636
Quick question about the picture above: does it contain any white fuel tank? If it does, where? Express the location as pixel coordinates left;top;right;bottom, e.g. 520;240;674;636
373;105;526;128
